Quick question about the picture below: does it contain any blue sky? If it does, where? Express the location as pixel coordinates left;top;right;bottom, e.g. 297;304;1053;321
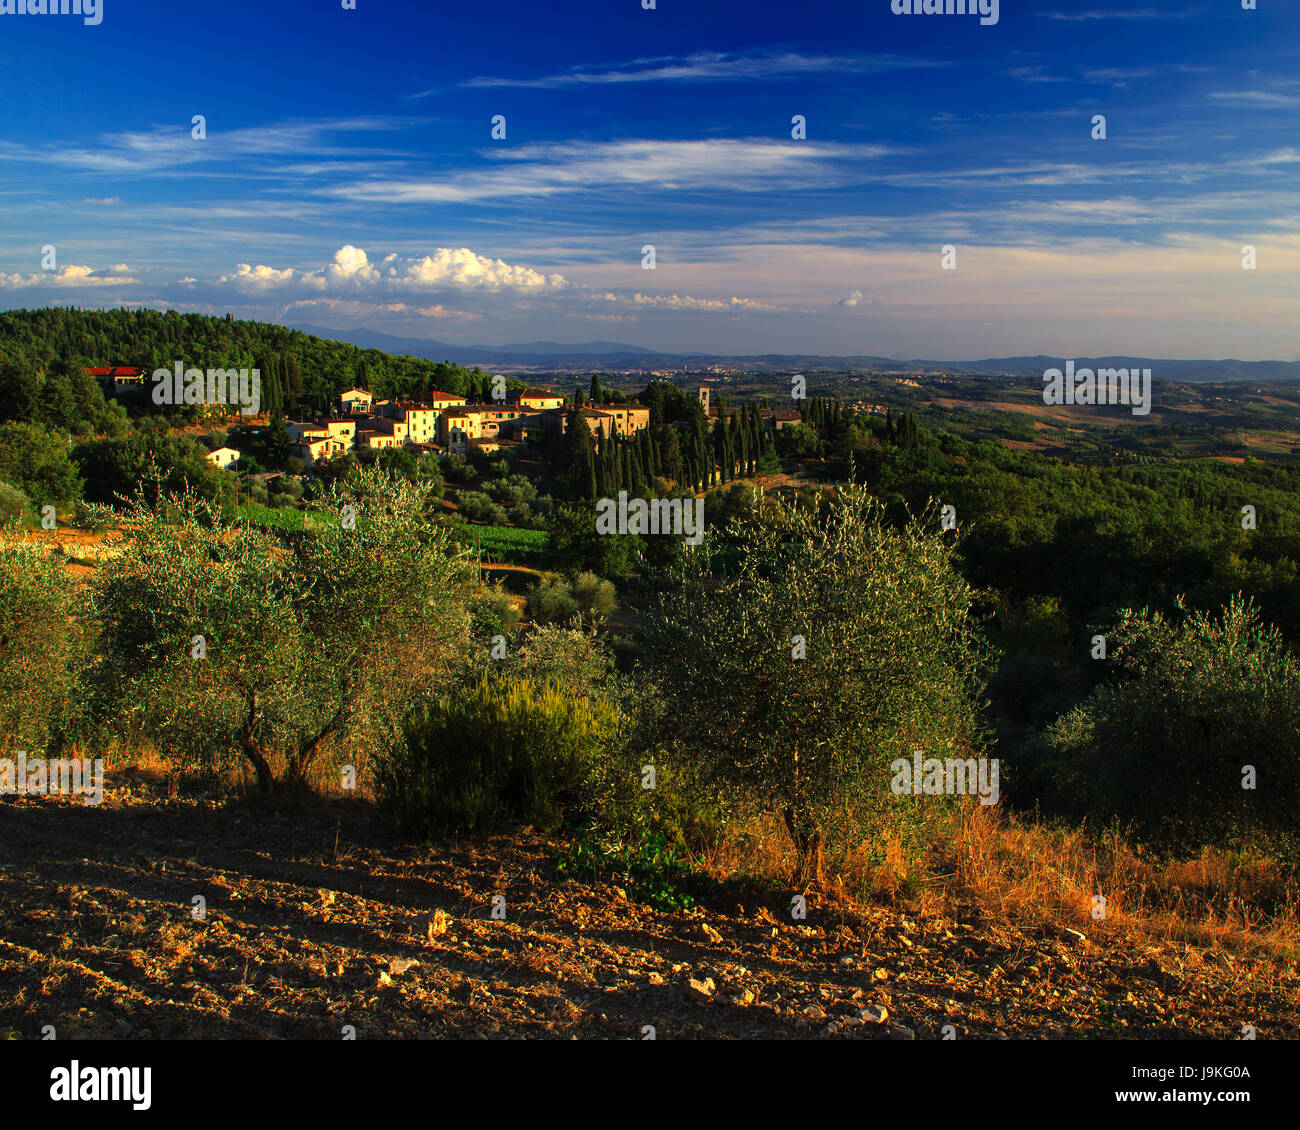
1;0;1298;358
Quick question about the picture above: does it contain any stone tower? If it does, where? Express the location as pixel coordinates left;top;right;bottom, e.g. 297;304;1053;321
697;385;710;414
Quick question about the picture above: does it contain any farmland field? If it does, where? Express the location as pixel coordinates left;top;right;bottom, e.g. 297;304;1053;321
449;522;550;565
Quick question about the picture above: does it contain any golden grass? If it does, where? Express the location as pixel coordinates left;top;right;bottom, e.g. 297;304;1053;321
693;799;1299;963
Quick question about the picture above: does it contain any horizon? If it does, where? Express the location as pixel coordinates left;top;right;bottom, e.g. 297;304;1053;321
2;1;1298;359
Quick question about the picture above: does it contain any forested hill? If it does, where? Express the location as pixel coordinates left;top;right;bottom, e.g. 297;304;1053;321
0;307;492;419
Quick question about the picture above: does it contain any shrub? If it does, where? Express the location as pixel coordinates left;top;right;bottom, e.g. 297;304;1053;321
457;490;507;525
0;540;86;753
1026;596;1300;858
527;577;579;625
471;581;522;639
378;674;620;836
572;571;617;622
0;422;83;508
0;480;29;525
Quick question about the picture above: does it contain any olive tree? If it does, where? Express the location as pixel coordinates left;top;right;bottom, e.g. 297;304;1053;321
91;466;477;791
1028;595;1300;857
0;535;87;754
639;486;992;883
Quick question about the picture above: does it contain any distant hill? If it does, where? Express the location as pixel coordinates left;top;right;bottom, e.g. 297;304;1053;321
289;325;659;367
289;326;1300;382
933;356;1300;383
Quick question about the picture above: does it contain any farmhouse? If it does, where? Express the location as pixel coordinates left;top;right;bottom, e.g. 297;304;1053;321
439;405;544;453
204;445;241;470
86;366;145;387
542;404;650;443
340;387;373;414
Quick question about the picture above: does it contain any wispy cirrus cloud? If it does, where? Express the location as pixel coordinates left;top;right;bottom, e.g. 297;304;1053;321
1038;7;1201;20
1210;81;1300;108
320;138;893;205
454;50;947;90
0;117;416;176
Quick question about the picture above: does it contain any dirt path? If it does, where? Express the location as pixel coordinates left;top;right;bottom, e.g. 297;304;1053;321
1;785;1296;1040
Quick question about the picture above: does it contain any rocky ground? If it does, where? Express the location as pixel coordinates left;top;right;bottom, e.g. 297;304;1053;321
1;779;1296;1040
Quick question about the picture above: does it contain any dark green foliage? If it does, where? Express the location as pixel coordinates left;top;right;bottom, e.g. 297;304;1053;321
1022;597;1300;858
72;430;231;510
548;502;639;582
641;486;993;880
0;423;84;507
379;674;619;837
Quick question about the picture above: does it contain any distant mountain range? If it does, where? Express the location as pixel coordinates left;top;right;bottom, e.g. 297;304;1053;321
290;325;660;367
289;325;1300;383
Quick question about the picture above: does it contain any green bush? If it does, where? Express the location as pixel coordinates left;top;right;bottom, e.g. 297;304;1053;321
527;577;579;625
572;571;617;622
1025;596;1300;858
0;422;83;508
379;674;620;837
0;540;87;753
0;480;29;525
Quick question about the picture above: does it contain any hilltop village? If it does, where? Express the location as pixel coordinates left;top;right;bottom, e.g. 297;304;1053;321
278;383;803;467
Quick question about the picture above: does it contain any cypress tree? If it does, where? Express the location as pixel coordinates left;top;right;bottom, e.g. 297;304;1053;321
584;444;598;500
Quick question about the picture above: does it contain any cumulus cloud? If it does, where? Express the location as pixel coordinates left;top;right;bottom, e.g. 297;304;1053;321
0;263;138;288
219;262;300;290
325;244;380;284
396;247;565;290
838;288;864;307
219;245;566;297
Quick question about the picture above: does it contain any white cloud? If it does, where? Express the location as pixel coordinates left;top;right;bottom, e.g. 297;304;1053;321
838;288;865;307
220;262;300;290
396;247;565;291
0;116;415;176
628;292;787;313
323;139;892;204
0;263;138;288
325;244;380;284
218;246;565;299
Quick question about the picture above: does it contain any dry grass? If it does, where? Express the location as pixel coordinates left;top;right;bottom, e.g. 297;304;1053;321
691;799;1299;968
946;805;1300;960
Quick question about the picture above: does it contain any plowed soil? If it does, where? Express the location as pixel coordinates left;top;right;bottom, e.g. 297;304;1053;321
1;779;1296;1040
